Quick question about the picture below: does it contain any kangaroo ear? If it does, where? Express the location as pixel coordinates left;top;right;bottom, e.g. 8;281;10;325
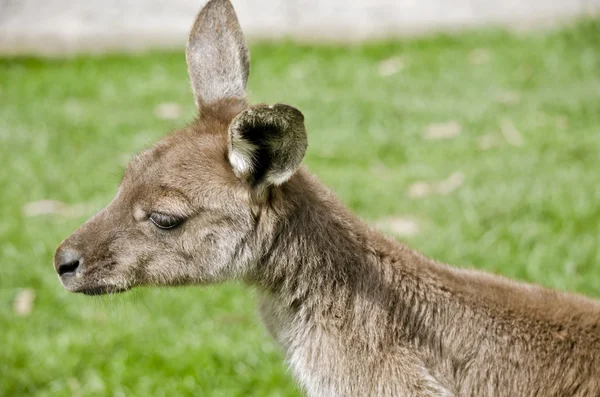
228;104;308;189
186;0;250;111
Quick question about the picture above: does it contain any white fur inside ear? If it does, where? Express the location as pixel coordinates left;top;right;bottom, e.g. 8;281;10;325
229;138;257;176
267;168;295;186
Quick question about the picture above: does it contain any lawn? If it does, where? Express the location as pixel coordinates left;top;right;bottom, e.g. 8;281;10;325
1;20;599;396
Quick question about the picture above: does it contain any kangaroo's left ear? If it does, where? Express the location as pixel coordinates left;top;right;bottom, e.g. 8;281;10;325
228;103;308;189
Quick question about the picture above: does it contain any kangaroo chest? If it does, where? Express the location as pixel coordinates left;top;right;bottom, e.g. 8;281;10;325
257;293;453;397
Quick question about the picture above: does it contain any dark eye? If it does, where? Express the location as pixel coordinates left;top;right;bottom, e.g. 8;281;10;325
149;213;182;230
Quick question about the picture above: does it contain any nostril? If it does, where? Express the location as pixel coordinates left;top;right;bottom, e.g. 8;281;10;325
58;259;80;276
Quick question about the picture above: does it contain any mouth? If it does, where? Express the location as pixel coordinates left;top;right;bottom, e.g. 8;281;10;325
77;285;128;296
59;273;129;296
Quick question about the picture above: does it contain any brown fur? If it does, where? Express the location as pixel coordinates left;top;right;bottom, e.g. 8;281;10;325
54;1;600;395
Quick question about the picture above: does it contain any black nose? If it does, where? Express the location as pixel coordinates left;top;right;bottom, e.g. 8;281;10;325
58;258;80;276
54;249;82;276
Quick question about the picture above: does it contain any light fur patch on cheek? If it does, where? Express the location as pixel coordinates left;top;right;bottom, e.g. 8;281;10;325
229;138;257;177
133;207;147;222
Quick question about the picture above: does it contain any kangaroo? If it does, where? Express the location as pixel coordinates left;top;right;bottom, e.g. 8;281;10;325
53;0;600;395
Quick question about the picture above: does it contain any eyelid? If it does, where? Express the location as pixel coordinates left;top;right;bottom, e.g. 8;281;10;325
149;213;183;230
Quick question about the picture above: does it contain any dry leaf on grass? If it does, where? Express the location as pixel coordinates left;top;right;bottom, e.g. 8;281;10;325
564;262;578;276
216;314;248;325
423;121;462;140
67;377;83;397
378;57;405;77
369;161;392;175
155;102;182;120
437;172;465;195
500;119;524;147
495;91;521;105
468;48;492;65
408;172;465;199
13;289;36;317
408;181;434;199
64;98;85;118
373;217;420;237
477;134;502;150
22;200;86;217
555;116;569;129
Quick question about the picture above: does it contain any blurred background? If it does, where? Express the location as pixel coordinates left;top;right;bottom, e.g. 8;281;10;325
1;0;600;54
1;1;599;396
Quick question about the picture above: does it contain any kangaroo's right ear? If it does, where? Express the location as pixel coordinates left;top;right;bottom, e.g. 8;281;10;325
186;0;250;111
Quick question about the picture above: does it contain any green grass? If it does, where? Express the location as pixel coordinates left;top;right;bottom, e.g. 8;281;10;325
1;20;600;396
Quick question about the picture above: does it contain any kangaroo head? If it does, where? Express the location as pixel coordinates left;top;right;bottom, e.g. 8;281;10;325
53;0;307;295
